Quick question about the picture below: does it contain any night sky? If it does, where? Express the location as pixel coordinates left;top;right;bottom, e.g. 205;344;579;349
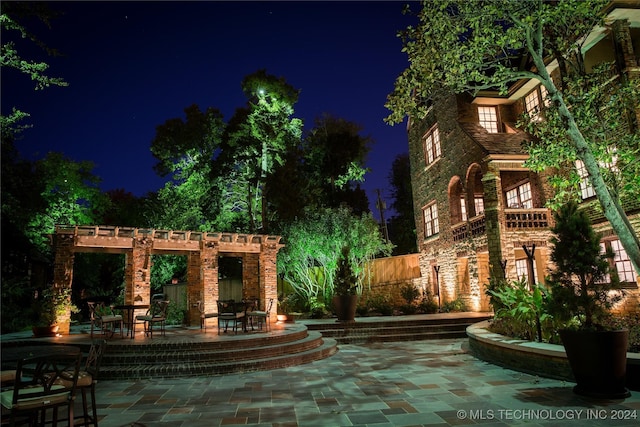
2;1;417;218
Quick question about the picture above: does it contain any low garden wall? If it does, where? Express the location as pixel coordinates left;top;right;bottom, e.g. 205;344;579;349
466;320;640;391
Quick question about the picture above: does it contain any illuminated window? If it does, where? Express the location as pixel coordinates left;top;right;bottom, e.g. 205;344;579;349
423;125;441;166
525;90;541;119
576;150;618;200
460;197;467;221
604;239;637;283
506;182;532;209
423;202;439;238
478;106;499;133
525;85;550;120
474;197;484;216
576;160;596;199
515;258;538;284
540;85;550;106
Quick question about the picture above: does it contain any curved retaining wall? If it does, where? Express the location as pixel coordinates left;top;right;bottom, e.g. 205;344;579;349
466;320;640;391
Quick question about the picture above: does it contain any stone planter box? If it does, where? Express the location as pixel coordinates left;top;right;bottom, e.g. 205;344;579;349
466;320;639;391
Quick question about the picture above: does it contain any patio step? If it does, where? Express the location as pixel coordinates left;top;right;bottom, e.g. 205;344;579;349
99;329;337;380
301;313;492;344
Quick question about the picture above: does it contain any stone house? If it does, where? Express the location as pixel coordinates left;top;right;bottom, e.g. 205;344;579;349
407;2;640;313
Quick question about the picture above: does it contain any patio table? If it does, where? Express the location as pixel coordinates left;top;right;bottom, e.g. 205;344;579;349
113;304;150;338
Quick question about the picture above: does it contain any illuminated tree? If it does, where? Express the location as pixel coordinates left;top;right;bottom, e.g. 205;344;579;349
386;0;640;274
150;104;225;231
277;206;393;306
27;153;107;250
223;69;303;233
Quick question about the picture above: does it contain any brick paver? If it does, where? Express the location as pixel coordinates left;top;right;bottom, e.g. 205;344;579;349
91;339;640;427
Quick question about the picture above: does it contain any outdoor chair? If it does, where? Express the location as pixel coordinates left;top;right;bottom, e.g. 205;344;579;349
74;339;107;427
1;349;82;427
87;302;123;339
247;298;273;332
196;301;217;332
134;299;169;338
217;300;245;335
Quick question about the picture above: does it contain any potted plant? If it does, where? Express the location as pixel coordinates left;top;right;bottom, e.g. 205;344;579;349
332;246;359;323
276;292;296;323
32;286;79;337
546;201;629;398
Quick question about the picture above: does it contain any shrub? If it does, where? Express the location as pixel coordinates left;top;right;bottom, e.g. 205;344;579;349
400;283;420;304
417;291;438;314
487;278;552;342
440;298;467;313
366;294;394;316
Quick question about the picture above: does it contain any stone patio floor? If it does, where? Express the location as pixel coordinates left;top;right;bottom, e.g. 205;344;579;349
92;338;639;427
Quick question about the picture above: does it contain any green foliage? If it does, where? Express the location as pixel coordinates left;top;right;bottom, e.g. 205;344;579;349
522;62;640;209
417;291;439;314
400;283;420;304
150;255;186;293
439;298;467;313
165;291;187;326
277;206;393;305
363;294;394;316
25;153;108;250
223;69;303;233
34;287;79;327
334;246;358;296
546;201;624;329
487;278;552;342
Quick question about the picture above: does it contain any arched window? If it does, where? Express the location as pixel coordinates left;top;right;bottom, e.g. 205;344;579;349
448;176;465;224
466;164;485;217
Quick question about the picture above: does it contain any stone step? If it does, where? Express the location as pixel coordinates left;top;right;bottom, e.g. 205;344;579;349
99;330;336;380
301;314;492;344
102;331;324;365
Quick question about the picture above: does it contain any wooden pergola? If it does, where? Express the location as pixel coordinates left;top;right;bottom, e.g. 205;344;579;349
52;225;284;334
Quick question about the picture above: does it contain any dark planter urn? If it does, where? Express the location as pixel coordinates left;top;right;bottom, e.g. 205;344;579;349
32;325;59;337
559;328;630;399
333;295;358;323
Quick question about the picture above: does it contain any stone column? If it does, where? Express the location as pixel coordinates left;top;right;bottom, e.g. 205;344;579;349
52;233;75;334
482;171;505;281
187;240;219;326
124;237;152;313
259;240;281;324
243;253;260;300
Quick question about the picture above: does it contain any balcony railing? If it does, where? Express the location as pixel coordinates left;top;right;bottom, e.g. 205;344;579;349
452;215;486;242
505;208;550;229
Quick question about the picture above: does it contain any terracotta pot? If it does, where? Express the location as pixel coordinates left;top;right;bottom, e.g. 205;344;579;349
332;295;358;323
277;314;295;323
32;325;60;337
559;328;630;399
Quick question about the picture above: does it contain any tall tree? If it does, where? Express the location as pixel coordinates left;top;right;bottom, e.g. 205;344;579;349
223;69;303;233
387;153;417;255
385;0;640;274
150;104;225;231
302;114;372;215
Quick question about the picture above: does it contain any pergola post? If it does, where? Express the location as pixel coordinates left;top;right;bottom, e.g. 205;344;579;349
260;240;281;325
52;233;75;334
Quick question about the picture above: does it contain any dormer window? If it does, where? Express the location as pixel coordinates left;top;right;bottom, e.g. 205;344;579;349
478;106;499;133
